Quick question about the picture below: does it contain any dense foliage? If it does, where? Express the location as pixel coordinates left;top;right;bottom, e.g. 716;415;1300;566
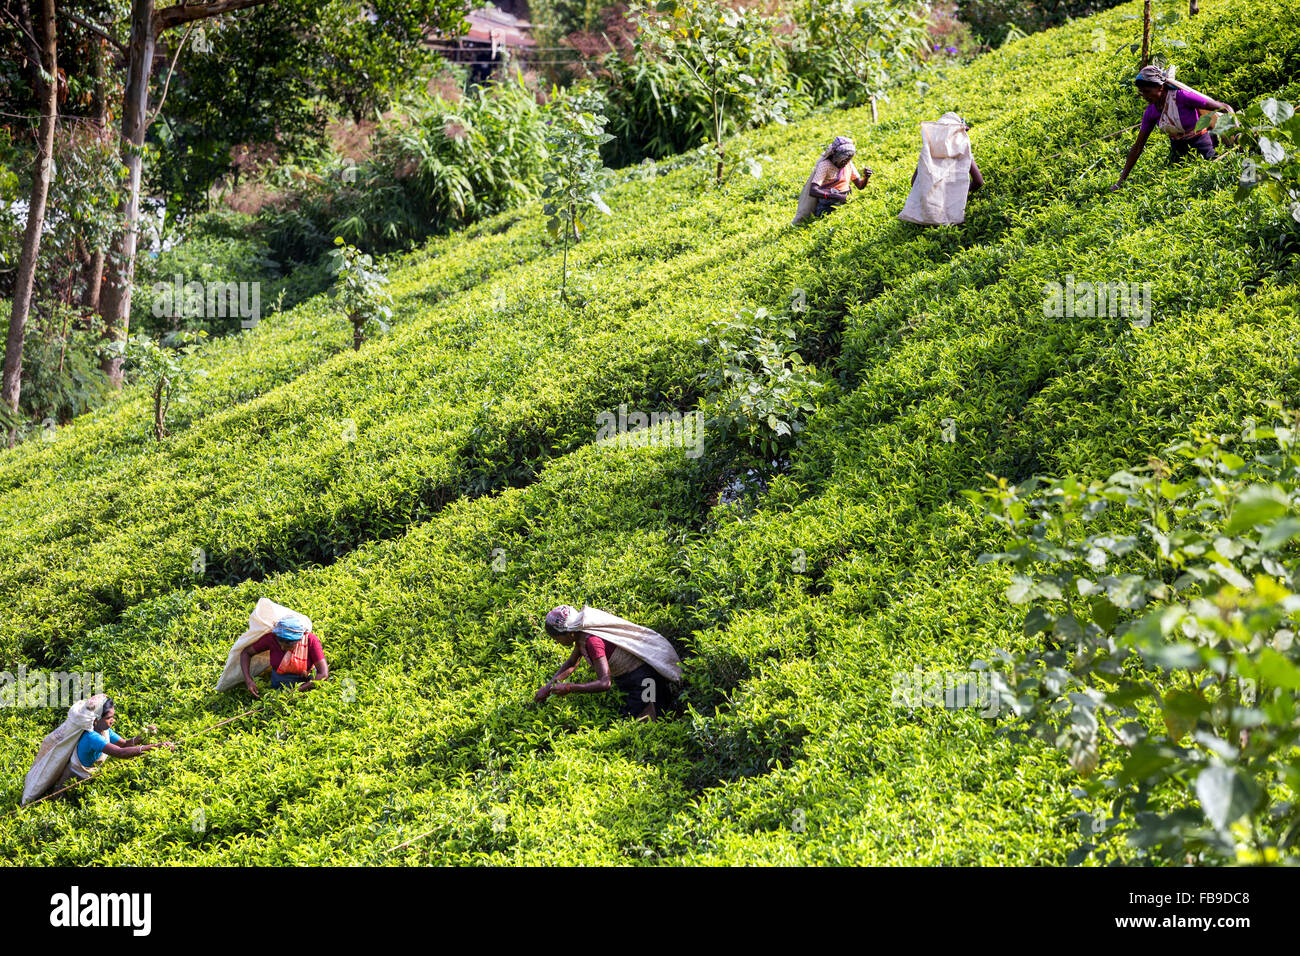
0;0;1298;865
629;0;792;183
1214;98;1300;224
971;417;1300;863
785;0;933;108
956;0;1128;46
259;75;548;266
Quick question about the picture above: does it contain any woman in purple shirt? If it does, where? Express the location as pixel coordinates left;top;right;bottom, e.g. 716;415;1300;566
1111;65;1235;191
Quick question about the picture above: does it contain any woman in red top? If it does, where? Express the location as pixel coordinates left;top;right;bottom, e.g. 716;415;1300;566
240;614;328;696
534;606;671;720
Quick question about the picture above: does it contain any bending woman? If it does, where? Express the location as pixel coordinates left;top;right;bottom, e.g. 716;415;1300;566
241;612;328;696
792;135;871;226
899;112;983;226
534;605;682;720
1112;65;1235;190
55;695;174;791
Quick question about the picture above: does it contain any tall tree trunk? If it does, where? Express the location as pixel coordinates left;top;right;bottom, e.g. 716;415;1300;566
98;0;155;388
16;0;41;93
98;0;276;387
2;0;58;443
81;249;106;312
1140;0;1152;67
82;36;109;313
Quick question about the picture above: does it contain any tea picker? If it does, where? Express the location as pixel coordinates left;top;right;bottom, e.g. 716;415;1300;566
898;112;984;226
792;135;872;226
216;598;330;697
20;694;175;804
10;698;293;813
1111;64;1235;191
534;605;681;721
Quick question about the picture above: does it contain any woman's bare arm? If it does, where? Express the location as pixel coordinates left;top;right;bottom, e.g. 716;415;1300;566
552;655;612;695
809;182;847;201
535;648;582;701
240;646;260;697
1112;126;1152;189
103;740;174;758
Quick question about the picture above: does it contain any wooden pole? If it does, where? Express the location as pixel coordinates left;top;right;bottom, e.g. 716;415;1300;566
1141;0;1152;66
870;95;878;125
1189;0;1199;15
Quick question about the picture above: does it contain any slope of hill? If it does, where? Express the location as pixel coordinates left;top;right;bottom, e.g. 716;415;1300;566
1;0;1298;864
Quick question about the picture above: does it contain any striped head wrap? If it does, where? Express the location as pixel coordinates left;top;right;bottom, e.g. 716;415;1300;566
821;135;856;163
1135;64;1192;93
1135;64;1169;87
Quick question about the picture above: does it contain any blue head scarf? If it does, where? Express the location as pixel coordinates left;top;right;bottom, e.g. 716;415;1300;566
272;613;310;642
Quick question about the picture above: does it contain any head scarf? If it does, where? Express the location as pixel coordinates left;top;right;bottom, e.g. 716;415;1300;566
1135;64;1169;87
821;135;856;163
1135;64;1193;93
938;111;968;128
272;612;310;642
87;693;109;719
545;605;578;639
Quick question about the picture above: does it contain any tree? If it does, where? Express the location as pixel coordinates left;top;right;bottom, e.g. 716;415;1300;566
541;86;614;302
968;412;1300;864
2;0;58;444
312;0;468;124
630;0;789;184
98;0;277;390
787;0;932;116
1210;98;1300;226
147;0;471;224
328;237;392;351
96;0;470;387
106;330;207;440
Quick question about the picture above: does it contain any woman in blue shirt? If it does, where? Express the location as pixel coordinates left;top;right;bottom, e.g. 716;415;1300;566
61;696;174;785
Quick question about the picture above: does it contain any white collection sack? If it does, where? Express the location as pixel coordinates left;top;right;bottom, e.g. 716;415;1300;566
898;113;973;226
563;605;682;683
22;694;107;804
215;598;312;692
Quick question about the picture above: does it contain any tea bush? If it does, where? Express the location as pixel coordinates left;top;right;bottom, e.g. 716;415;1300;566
1;0;1298;865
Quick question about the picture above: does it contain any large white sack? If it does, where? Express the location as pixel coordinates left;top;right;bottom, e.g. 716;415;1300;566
898;114;973;226
215;598;312;692
22;694;107;804
567;606;682;682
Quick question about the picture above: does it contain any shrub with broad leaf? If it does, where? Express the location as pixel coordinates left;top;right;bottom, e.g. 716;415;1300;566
968;408;1300;864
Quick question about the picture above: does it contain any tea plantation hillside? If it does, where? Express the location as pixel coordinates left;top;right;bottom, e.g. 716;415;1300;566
2;0;1298;864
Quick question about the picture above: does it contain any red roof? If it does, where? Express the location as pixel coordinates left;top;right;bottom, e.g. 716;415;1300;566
443;6;536;48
